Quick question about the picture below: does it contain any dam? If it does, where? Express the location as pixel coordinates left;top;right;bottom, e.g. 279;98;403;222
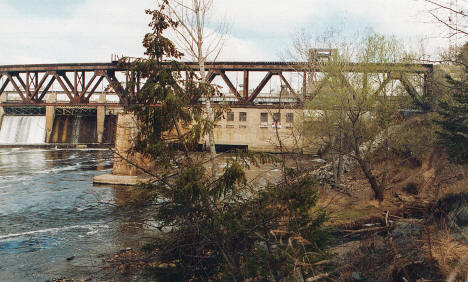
0;92;119;146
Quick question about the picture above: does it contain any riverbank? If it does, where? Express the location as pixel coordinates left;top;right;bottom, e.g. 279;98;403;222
97;143;467;280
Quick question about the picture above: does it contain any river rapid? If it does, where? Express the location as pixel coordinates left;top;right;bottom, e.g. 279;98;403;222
0;148;151;281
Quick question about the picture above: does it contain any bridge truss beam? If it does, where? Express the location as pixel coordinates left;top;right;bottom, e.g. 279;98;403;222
0;62;433;106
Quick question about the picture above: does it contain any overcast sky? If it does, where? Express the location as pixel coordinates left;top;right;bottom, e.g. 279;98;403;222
0;0;460;64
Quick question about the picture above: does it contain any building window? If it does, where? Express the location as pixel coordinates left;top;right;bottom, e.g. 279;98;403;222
227;112;234;121
286;113;294;123
260;112;268;122
273;113;281;122
239;112;247;122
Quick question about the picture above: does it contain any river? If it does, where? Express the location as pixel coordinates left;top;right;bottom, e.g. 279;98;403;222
0;147;290;281
0;148;151;281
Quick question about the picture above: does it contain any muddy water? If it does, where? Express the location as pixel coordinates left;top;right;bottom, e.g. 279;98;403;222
0;148;152;281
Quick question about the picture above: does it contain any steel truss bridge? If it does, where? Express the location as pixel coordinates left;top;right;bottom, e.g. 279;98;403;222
0;61;433;107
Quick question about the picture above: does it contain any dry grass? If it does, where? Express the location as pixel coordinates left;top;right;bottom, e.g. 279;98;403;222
423;230;468;280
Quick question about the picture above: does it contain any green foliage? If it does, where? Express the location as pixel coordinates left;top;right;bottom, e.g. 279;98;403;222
146;173;330;281
434;67;468;163
304;32;403;201
122;2;330;280
119;3;223;169
433;43;468;164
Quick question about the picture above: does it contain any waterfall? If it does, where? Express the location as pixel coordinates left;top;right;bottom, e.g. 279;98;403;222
71;116;82;144
0;116;46;144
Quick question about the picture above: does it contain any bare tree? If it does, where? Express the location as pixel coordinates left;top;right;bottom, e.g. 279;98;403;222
162;0;229;177
423;0;468;38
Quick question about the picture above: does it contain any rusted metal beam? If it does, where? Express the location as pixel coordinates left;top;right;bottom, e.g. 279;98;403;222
34;72;38;88
84;76;105;102
400;74;429;110
219;71;242;101
53;73;74;102
0;62;434;73
80;72;97;98
14;74;27;91
7;74;29;103
0;61;434;106
243;71;249;99
60;73;75;94
247;71;274;103
373;75;391;96
278;72;299;99
37;76;56;102
25;72;31;96
32;73;50;101
74;71;78;95
103;71;126;104
206;71;217;83
0;77;9;96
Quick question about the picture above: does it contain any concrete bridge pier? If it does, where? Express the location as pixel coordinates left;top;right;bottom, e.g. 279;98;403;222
45;93;56;143
96;93;106;144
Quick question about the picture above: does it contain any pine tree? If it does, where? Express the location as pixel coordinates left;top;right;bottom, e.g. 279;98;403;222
117;2;331;280
434;44;468;164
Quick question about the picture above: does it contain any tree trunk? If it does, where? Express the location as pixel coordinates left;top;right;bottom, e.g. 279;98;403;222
195;0;217;178
355;151;384;201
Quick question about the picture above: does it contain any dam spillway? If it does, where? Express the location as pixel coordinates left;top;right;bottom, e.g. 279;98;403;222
0;116;46;144
0;106;118;146
50;115;97;144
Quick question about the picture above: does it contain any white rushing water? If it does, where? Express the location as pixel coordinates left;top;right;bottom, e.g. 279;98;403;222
71;116;81;144
0;116;46;144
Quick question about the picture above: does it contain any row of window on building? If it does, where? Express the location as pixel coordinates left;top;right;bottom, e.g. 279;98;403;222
226;112;294;123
